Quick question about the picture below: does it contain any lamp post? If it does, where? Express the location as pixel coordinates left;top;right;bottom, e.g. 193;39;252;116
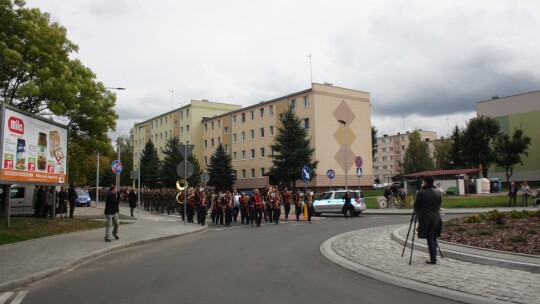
338;119;348;190
136;125;144;207
105;87;125;199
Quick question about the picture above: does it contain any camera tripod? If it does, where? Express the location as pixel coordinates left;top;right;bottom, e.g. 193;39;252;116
401;210;443;265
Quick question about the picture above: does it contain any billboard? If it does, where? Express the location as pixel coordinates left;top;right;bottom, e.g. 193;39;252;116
1;104;68;185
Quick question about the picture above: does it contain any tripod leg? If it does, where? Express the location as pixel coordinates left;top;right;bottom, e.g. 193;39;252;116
401;212;415;257
437;243;444;258
409;215;417;265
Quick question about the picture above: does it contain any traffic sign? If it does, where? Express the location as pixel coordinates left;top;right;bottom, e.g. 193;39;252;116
178;144;195;158
177;160;195;178
356;167;363;177
112;160;123;174
355;156;363;168
302;165;311;182
326;169;335;180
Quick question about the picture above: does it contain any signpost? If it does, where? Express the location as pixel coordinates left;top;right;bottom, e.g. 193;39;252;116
178;144;195;225
112;160;123;174
326;169;335;190
302;165;310;218
355;156;363;168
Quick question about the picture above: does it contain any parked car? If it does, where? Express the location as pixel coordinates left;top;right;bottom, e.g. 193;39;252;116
75;189;92;207
313;190;366;216
0;184;35;215
372;183;385;190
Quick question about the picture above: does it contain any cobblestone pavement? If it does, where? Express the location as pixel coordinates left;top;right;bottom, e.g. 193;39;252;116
325;225;540;304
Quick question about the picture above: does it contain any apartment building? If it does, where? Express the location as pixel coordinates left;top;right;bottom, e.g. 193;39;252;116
477;91;540;181
202;83;373;191
132;100;241;173
373;130;438;183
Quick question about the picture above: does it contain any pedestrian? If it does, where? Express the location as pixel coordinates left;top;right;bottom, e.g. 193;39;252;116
534;188;540;207
57;185;68;218
186;188;195;223
198;190;208;226
104;185;120;242
34;186;45;218
304;190;314;223
293;190;302;221
413;175;443;265
68;182;78;218
239;192;248;224
128;187;138;217
273;190;281;224
232;188;240;223
246;192;255;226
210;192;217;223
521;181;531;207
342;191;354;219
436;183;444;194
224;191;234;227
282;187;291;219
508;182;518;206
265;187;274;223
42;186;53;218
216;191;224;225
251;189;264;227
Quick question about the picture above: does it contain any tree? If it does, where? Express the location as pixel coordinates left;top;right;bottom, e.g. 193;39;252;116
206;143;235;192
187;153;203;188
0;1;118;182
160;137;183;189
449;126;465;169
140;140;161;189
371;125;378;159
269;107;319;189
402;130;435;174
434;138;453;170
493;128;532;186
460;116;500;177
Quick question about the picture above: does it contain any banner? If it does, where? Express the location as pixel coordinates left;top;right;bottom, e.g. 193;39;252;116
1;105;68;185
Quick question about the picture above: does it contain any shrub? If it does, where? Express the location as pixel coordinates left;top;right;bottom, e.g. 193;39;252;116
476;230;494;236
466;216;482;223
510;210;525;219
509;235;527;243
486;210;505;225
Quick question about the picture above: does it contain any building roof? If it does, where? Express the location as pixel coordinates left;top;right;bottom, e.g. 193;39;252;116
405;168;481;178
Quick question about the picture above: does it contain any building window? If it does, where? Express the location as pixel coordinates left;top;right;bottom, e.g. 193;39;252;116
242;150;246;160
186;109;189;117
304;118;310;129
260;108;264;118
290;99;296;110
180;127;184;134
233;133;237;143
250;111;254;121
204;124;208;132
279;114;283;121
250;149;255;159
218;120;221;129
303;96;309;107
260;147;265;158
251;168;255;178
374;166;379;170
269;126;274;136
260;168;265;178
233;115;237;124
186;125;190;132
382;148;387;152
250;130;255;140
242;169;246;179
224;127;229;134
232;152;237;160
260;127;265;138
383;157;387;161
204;156;208;165
270;147;274;156
211;121;214;130
211;138;215;147
218;136;221;144
180;111;184;120
241;113;246;123
241;132;246;141
224;144;228;152
269;105;274;116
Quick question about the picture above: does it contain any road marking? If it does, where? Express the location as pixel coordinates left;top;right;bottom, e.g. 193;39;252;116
0;292;13;304
10;291;27;304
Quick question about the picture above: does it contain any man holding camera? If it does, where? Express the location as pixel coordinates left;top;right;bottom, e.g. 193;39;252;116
414;176;442;265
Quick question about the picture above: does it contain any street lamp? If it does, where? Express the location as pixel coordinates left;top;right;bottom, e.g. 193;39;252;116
338;119;348;190
106;87;125;91
136;125;144;207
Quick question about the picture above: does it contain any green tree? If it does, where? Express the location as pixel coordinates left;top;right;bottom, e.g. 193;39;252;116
449;126;465;169
0;1;118;182
269;107;319;189
371;125;378;159
187;153;203;188
140;140;161;189
119;134;134;187
461;116;500;177
434;138;453;170
402;130;435;174
493;128;532;186
207;143;235;192
160;137;183;188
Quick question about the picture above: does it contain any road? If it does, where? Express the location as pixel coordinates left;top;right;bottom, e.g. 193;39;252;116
15;214;462;304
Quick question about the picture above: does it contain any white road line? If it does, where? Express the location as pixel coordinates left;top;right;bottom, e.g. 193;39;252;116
0;292;13;304
10;291;27;304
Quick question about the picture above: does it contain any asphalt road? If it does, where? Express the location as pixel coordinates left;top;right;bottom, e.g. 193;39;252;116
18;214;462;304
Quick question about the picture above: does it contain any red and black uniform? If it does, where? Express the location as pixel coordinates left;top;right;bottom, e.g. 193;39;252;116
187;193;195;223
273;195;281;224
232;192;240;223
265;193;274;223
251;192;264;227
282;190;291;219
304;193;314;223
224;195;234;227
197;193;207;226
216;195;225;225
246;195;255;226
239;195;248;225
210;195;218;224
294;191;302;221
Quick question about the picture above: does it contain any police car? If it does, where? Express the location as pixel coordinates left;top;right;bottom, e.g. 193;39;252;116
313;190;366;217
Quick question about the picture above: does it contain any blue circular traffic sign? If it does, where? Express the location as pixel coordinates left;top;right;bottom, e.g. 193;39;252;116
326;169;335;180
302;165;311;182
112;160;123;174
355;156;363;168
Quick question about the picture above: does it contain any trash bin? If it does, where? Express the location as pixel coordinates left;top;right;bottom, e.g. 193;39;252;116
446;187;458;195
490;178;502;193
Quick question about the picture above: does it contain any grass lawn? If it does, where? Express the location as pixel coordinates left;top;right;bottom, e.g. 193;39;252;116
0;218;131;245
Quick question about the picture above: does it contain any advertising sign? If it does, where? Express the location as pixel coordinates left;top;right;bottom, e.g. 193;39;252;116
1;105;68;185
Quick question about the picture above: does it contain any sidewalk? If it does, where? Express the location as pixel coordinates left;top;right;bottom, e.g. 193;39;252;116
321;207;540;304
0;204;207;292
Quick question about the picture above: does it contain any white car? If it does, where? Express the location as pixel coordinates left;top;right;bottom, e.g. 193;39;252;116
313;190;366;217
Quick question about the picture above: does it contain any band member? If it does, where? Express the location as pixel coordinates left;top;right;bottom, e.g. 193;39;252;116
265;187;274;223
178;190;186;221
224;191;234;227
193;189;202;224
232;188;240;223
239;192;248;224
273;191;281;224
304;189;314;223
282;187;291;219
294;189;302;221
198;190;207;226
216;191;225;225
210;192;218;224
186;189;195;223
246;192;255;226
251;189;264;227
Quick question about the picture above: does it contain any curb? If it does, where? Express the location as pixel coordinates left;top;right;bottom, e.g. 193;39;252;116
320;229;507;304
0;225;208;293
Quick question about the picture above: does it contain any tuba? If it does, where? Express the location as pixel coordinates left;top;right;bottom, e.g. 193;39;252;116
176;180;188;204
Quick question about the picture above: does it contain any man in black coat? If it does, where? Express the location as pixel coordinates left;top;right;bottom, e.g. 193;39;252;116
414;175;442;265
104;186;120;242
508;182;518;206
67;182;78;218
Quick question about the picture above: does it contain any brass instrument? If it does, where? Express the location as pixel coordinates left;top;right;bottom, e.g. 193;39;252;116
176;179;188;204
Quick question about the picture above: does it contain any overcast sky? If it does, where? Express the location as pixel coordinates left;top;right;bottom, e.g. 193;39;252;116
25;0;540;140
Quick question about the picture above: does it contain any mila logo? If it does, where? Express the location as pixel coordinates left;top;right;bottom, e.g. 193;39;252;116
8;117;24;134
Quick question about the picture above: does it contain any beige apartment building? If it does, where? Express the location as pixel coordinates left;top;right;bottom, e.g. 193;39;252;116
202;83;373;191
373;130;438;184
132;100;241;173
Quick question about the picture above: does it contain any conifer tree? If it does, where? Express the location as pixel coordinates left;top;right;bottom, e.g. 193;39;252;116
160;137;183;188
140;140;161;188
207;143;235;191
